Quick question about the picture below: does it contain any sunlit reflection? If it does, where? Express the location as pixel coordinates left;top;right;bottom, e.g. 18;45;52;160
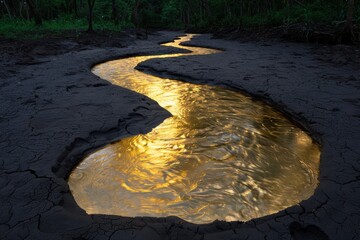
68;34;320;224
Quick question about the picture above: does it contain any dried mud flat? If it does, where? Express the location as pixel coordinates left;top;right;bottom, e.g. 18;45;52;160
0;31;359;240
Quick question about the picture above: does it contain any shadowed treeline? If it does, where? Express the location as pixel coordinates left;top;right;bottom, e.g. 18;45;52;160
0;0;358;42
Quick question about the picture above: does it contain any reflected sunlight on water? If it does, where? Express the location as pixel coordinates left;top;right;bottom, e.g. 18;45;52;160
68;34;320;224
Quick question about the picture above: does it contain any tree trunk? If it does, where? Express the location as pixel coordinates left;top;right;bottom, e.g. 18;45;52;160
19;2;24;19
3;0;12;19
200;0;209;20
342;0;356;43
87;0;96;33
26;2;30;20
185;0;191;27
346;0;355;31
132;0;141;30
111;0;118;25
26;0;42;26
73;0;78;17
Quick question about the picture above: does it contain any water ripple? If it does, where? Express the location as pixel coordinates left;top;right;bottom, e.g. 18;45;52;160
68;34;320;224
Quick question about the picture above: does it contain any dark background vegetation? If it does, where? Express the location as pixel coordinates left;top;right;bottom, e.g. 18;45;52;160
0;0;359;43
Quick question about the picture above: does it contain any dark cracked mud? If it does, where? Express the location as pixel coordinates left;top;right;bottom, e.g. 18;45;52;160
0;31;359;240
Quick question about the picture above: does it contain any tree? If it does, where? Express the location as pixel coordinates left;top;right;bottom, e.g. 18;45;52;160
2;0;12;19
73;0;78;17
132;0;141;30
111;0;118;25
87;0;96;32
25;0;42;26
343;0;356;43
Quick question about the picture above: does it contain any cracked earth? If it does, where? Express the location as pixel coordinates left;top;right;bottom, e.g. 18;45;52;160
0;32;359;240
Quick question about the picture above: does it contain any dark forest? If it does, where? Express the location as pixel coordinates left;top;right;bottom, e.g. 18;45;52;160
0;0;358;43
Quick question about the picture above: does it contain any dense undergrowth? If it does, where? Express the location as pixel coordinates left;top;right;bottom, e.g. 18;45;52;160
0;17;132;39
0;0;358;41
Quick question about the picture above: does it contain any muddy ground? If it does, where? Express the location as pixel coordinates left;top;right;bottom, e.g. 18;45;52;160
0;31;359;240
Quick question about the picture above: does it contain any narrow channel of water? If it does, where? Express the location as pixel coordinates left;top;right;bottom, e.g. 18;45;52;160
68;34;320;224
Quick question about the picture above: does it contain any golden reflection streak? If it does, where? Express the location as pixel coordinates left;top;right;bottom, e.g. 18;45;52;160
68;34;321;224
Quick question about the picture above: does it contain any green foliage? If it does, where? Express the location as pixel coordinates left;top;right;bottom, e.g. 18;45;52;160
0;17;130;39
0;0;358;39
43;16;87;31
202;0;351;28
160;0;183;29
0;18;38;39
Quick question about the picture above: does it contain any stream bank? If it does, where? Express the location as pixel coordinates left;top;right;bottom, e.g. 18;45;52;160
0;31;359;240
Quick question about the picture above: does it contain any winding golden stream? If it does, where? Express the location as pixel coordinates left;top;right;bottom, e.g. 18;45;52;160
68;35;320;224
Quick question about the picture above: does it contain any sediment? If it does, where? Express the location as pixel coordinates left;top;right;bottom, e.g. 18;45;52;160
0;31;359;240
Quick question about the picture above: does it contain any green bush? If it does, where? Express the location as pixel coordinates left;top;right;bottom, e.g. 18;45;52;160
0;18;37;39
0;16;131;39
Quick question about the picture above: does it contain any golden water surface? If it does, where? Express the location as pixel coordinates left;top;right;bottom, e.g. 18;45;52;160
68;35;320;224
